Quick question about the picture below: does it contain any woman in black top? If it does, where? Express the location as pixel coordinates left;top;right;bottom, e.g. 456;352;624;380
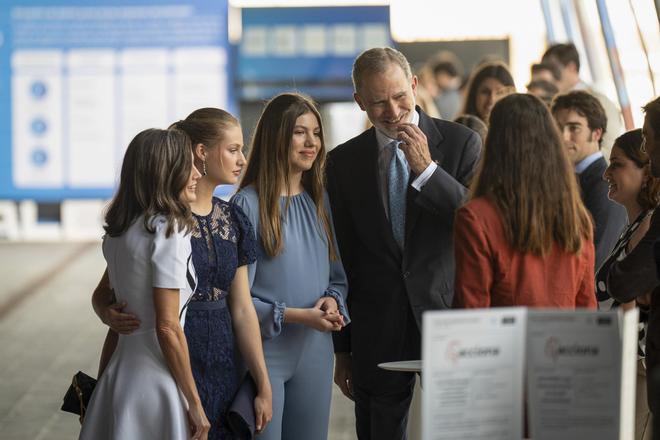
597;128;660;440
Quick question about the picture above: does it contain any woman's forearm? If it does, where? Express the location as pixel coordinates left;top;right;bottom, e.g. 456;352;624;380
156;319;202;407
97;328;118;378
283;307;308;324
232;304;271;394
230;266;271;394
153;287;202;408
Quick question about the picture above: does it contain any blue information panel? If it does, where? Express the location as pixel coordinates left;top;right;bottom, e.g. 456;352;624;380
0;0;230;200
238;6;391;101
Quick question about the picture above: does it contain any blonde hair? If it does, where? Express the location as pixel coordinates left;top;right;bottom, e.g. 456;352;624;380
170;107;240;172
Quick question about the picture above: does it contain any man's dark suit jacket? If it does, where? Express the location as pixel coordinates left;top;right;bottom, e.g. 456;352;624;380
578;156;627;270
326;108;481;393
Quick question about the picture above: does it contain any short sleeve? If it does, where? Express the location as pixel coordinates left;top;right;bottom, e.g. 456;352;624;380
151;217;191;289
230;202;257;267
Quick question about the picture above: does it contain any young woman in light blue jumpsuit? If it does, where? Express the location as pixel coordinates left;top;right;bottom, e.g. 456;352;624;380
232;93;349;440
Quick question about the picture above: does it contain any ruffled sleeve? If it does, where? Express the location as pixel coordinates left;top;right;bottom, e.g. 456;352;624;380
231;189;286;339
251;299;286;339
150;216;191;289
230;202;258;267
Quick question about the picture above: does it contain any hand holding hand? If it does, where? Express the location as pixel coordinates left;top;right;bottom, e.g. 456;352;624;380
396;123;432;175
315;296;338;314
102;302;140;335
303;308;343;332
315;296;345;329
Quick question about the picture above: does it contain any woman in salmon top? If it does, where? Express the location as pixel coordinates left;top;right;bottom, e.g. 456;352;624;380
452;93;596;309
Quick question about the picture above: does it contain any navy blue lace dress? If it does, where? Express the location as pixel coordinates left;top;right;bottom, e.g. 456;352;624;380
184;197;257;440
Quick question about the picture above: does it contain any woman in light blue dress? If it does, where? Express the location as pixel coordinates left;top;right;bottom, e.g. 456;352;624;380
80;128;209;440
232;93;350;440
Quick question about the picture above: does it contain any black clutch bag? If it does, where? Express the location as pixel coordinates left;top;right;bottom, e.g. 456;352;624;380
61;371;97;424
227;374;257;439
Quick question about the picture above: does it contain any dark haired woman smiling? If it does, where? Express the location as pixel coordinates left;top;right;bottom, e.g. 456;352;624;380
80;128;208;440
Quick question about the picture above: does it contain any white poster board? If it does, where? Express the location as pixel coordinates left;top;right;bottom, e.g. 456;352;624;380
422;308;638;440
527;309;638;440
422;308;527;440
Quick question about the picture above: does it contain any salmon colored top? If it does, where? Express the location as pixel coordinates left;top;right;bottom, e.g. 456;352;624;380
452;197;597;309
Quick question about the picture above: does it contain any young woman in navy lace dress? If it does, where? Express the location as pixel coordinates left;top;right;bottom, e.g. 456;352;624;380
172;109;272;439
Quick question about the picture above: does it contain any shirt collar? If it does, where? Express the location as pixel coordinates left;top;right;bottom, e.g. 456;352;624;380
571;80;589;91
376;109;420;151
575;151;603;174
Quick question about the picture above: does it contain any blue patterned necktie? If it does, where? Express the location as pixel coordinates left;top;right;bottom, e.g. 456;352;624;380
387;141;409;249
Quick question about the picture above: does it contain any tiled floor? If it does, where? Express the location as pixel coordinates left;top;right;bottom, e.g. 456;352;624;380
0;242;357;440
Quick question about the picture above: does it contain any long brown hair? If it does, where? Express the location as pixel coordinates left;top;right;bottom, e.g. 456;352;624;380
462;61;515;120
613;129;660;210
239;93;337;259
104;128;194;238
469;93;592;255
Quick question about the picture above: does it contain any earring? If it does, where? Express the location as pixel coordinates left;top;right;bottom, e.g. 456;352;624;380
202;160;207;176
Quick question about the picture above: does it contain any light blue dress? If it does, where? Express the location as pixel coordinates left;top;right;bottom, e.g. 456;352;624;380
232;186;350;440
80;216;195;440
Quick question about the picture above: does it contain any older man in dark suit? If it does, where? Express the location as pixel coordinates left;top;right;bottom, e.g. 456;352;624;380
326;47;481;440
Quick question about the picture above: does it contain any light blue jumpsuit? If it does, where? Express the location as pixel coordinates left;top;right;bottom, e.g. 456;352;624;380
232;187;349;440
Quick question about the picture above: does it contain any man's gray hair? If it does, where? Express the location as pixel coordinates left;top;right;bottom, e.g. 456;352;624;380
352;47;413;93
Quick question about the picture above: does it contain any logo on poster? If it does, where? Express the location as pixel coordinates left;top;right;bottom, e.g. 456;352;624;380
445;340;500;365
544;336;599;362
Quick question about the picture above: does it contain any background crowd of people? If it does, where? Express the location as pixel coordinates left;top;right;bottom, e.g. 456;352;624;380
78;44;660;440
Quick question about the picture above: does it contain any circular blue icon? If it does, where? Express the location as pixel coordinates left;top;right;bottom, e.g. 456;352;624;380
31;148;48;167
31;118;47;136
30;81;47;99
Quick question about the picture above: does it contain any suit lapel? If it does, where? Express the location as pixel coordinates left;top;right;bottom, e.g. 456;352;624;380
405;109;444;246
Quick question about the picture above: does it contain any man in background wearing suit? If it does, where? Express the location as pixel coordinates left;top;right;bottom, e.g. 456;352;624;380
542;42;624;157
326;47;481;440
552;90;627;270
